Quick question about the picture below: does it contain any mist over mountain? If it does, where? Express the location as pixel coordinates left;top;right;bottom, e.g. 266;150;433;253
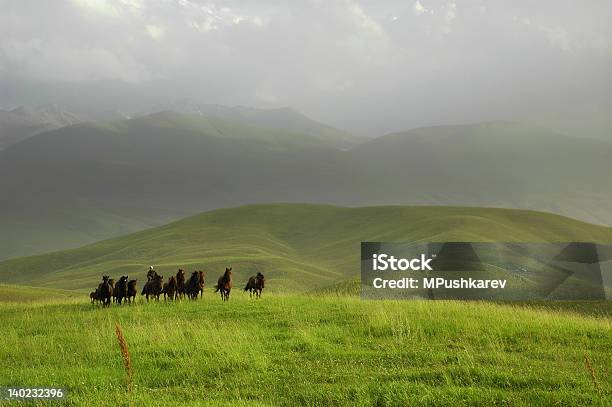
0;104;82;150
0;113;610;260
138;100;357;148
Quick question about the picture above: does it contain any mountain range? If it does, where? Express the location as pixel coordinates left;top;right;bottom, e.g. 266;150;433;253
137;99;356;148
0;107;611;260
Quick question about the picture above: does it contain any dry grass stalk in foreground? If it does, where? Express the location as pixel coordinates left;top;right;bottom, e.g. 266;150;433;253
115;323;133;391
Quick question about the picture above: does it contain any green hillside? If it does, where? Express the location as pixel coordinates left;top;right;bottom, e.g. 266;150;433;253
1;204;609;292
0;284;79;303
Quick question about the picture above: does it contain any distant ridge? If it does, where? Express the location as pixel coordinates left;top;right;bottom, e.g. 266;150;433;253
139;99;356;148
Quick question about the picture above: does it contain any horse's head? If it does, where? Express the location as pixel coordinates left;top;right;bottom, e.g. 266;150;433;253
225;267;232;276
102;275;109;282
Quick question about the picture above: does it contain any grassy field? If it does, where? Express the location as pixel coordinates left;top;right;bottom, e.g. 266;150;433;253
1;205;610;405
1;204;610;292
0;284;79;303
0;289;610;406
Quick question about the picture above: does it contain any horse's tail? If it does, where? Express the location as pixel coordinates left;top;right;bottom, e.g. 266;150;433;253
214;285;220;292
141;283;147;295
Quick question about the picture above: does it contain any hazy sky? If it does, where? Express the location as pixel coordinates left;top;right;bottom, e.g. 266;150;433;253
1;0;611;135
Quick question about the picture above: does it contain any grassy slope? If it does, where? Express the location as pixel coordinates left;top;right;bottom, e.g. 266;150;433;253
0;203;187;261
0;284;79;303
0;293;609;406
0;204;610;292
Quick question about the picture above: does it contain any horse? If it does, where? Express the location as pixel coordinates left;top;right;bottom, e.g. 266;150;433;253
127;280;137;304
176;269;186;300
98;275;113;307
163;276;177;301
185;271;200;299
115;276;129;304
108;278;116;303
214;268;232;301
89;289;99;304
141;274;163;301
197;270;206;298
244;272;265;299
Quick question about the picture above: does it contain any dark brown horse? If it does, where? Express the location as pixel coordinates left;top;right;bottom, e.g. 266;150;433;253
197;270;205;298
127;280;137;304
244;272;265;299
89;289;99;304
214;268;232;301
115;276;129;304
99;275;113;307
163;276;178;301
141;274;163;301
109;278;116;303
176;269;186;300
185;271;200;299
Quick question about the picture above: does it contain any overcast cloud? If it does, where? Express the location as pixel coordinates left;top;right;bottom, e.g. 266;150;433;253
1;0;611;135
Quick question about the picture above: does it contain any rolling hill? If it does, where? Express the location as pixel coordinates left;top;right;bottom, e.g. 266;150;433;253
1;116;611;261
0;204;609;292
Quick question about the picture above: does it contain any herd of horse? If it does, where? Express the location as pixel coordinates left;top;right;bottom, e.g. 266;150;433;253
89;267;266;306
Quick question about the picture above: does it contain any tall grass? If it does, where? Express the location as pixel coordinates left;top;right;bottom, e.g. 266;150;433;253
0;294;610;406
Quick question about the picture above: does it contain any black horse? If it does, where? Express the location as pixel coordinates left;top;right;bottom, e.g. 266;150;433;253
141;274;163;301
176;269;186;300
115;275;129;304
184;271;196;299
98;275;113;307
127;280;137;304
